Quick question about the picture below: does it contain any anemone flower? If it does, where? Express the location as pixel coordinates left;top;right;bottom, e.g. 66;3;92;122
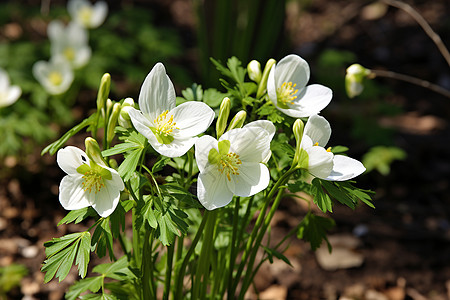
298;114;366;181
0;68;21;108
48;20;91;69
68;0;108;29
33;57;74;95
57;146;124;218
195;120;275;210
129;63;215;158
267;54;332;118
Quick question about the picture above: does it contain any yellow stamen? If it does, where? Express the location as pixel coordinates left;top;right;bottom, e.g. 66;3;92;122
277;81;298;105
326;147;332;152
78;6;93;27
81;170;105;193
153;110;178;136
218;152;242;181
314;142;319;146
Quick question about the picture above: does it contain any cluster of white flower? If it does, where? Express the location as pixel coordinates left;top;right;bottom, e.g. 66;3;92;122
57;54;366;217
33;0;107;95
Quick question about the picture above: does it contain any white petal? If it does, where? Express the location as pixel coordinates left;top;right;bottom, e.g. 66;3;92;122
197;167;233;210
326;155;366;181
59;175;91;210
1;85;21;107
171;101;215;137
57;146;89;175
90;2;108;28
72;46;91;69
128;108;159;143
91;181;121;217
0;69;10;89
151;136;197;158
104;167;125;191
305;146;334;179
138;63;176;118
230;162;270;197
281;84;332;118
275;54;310;91
243;120;276;141
267;65;277;105
195;135;218;173
223;127;271;163
47;20;64;41
304;114;331;147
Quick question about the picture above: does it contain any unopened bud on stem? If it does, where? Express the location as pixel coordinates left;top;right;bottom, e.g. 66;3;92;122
107;103;121;144
256;58;276;99
85;137;106;166
292;119;305;167
216;97;231;138
227;110;246;131
345;64;371;98
96;73;111;112
247;60;262;83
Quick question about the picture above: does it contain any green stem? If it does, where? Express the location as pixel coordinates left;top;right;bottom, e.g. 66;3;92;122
142;229;155;300
174;211;211;299
230;167;296;296
163;243;175;300
226;197;240;297
191;209;218;300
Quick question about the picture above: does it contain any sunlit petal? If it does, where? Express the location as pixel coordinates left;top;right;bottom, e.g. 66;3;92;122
303;114;331;147
197;167;234;210
326;155;366;181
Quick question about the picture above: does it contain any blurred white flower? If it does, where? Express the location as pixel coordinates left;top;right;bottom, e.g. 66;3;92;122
33;57;74;95
345;64;371;98
68;0;108;29
47;20;91;69
267;54;332;118
129;63;215;158
57;146;124;218
0;68;21;108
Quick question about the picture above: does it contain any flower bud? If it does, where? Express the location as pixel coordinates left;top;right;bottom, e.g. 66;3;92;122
216;97;231;138
107;103;121;144
247;60;262;83
256;58;276;99
96;73;111;112
85;137;105;166
292;119;305;167
227;110;246;131
345;64;371;98
118;98;135;128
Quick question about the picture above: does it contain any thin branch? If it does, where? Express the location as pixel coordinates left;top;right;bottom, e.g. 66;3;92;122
370;69;450;99
380;0;450;67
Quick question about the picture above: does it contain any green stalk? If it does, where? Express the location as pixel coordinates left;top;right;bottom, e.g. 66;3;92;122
142;229;155;300
225;197;240;298
191;209;218;299
163;243;175;300
230;167;296;296
174;211;211;299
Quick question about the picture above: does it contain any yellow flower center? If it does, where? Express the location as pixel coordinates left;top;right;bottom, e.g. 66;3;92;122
64;47;75;62
48;71;63;86
277;81;298;108
81;170;105;193
150;110;179;144
218;152;242;181
154;110;178;136
78;6;93;27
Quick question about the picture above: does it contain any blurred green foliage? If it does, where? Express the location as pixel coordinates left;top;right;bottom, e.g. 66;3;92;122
0;264;28;298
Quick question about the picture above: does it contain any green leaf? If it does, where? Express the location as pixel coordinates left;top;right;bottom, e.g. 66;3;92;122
152;156;171;173
297;213;335;251
362;146;406;175
91;219;115;260
41;114;97;156
320;180;356;209
311;178;333;213
75;232;91;278
58;207;97;226
66;277;103;300
262;246;292;266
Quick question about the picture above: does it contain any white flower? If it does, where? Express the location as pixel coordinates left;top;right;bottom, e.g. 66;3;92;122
33;57;74;95
129;63;215;158
57;146;124;217
48;20;91;69
68;0;108;29
267;54;332;118
0;68;21;108
195;120;275;210
298;115;365;181
345;64;371;98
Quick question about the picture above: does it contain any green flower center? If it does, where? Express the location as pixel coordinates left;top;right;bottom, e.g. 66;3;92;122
64;47;75;62
208;140;242;181
77;162;112;194
48;71;63;86
277;81;298;109
150;110;178;144
78;6;93;27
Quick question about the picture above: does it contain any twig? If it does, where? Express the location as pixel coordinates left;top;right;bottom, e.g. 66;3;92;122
370;69;450;99
380;0;450;67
